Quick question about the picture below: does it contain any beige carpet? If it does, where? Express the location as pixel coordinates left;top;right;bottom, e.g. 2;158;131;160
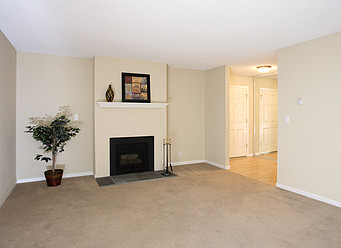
1;163;340;248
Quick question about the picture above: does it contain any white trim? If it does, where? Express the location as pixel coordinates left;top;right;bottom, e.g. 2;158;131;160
17;171;94;184
246;87;250;156
97;102;169;109
17;177;45;183
0;182;16;209
276;183;341;208
247;153;254;157
259;88;278;92
253;77;255;155
205;160;230;170
256;151;277;156
63;171;94;178
172;160;206;166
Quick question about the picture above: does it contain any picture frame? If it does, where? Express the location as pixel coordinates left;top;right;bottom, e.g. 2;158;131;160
121;72;151;103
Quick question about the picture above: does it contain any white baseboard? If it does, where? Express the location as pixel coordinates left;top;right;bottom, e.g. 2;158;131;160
63;171;94;178
276;183;341;208
172;160;206;166
0;182;16;209
17;176;45;183
17;171;94;184
205;160;230;170
247;154;254;157
170;159;230;170
256;151;277;156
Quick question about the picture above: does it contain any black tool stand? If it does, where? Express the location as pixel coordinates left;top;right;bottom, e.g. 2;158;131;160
161;138;173;176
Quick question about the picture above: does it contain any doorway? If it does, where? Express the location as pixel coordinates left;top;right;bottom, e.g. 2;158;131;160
229;74;278;186
254;75;278;161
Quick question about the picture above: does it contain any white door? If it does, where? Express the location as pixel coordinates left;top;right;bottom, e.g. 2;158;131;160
259;88;278;153
230;86;248;158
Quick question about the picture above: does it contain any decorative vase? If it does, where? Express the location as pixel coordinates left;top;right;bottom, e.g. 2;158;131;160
44;169;63;187
106;84;114;102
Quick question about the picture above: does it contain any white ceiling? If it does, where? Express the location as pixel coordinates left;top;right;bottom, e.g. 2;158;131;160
0;0;340;75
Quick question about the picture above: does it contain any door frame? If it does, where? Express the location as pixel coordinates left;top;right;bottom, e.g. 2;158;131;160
229;85;249;157
253;73;278;156
259;88;278;155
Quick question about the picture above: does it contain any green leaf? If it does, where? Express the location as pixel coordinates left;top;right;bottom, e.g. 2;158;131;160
41;157;51;163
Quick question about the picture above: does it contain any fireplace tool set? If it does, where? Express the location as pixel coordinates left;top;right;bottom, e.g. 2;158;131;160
162;138;173;176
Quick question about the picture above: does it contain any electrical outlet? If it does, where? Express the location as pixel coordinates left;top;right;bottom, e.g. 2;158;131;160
285;115;290;124
179;152;183;157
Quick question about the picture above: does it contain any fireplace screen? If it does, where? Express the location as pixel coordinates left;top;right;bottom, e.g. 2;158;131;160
110;136;154;175
120;153;142;166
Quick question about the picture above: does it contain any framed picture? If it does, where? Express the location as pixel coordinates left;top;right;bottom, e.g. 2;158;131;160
122;72;151;103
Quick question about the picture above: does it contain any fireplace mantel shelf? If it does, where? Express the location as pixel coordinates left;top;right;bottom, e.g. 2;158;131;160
97;102;169;109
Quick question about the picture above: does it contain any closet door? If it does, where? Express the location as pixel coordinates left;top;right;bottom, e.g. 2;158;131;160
230;86;248;158
259;88;278;153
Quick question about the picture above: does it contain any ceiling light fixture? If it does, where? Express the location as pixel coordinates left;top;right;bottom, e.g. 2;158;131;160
257;65;272;73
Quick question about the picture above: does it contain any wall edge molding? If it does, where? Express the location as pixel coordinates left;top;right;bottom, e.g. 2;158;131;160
0;182;16;209
17;171;94;184
172;160;206;166
205;160;230;170
276;183;341;208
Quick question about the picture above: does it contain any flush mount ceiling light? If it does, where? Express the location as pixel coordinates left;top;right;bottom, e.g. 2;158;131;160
257;65;272;73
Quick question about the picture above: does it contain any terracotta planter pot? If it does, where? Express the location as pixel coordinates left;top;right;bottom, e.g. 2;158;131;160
44;169;63;187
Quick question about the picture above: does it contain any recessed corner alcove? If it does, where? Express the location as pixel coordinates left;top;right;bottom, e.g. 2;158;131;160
110;136;154;176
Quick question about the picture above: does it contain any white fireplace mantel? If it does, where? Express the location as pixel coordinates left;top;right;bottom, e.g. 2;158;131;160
97;102;169;109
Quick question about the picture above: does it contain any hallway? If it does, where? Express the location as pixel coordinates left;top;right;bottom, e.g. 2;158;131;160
229;153;277;186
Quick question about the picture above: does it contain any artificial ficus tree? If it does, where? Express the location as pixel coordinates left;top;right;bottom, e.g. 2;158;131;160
25;106;80;171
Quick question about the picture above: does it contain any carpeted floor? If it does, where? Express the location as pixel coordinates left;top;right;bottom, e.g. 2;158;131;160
1;163;341;248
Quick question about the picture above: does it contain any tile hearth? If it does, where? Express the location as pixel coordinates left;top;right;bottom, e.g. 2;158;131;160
96;171;177;187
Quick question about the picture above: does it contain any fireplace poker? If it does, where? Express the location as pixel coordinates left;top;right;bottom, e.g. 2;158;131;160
169;139;173;172
166;139;168;171
163;139;165;170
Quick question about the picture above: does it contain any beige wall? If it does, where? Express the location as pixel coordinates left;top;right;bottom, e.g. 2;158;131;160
16;53;94;180
0;30;16;207
168;67;205;162
94;56;167;177
277;32;341;203
254;77;278;153
205;66;230;168
229;74;254;155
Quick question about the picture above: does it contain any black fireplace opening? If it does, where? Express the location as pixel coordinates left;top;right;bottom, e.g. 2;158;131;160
110;136;154;176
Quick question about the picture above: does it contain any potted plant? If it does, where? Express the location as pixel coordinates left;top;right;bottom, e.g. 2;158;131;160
25;106;80;186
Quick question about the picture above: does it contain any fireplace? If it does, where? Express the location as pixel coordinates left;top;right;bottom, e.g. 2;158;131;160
110;136;154;176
